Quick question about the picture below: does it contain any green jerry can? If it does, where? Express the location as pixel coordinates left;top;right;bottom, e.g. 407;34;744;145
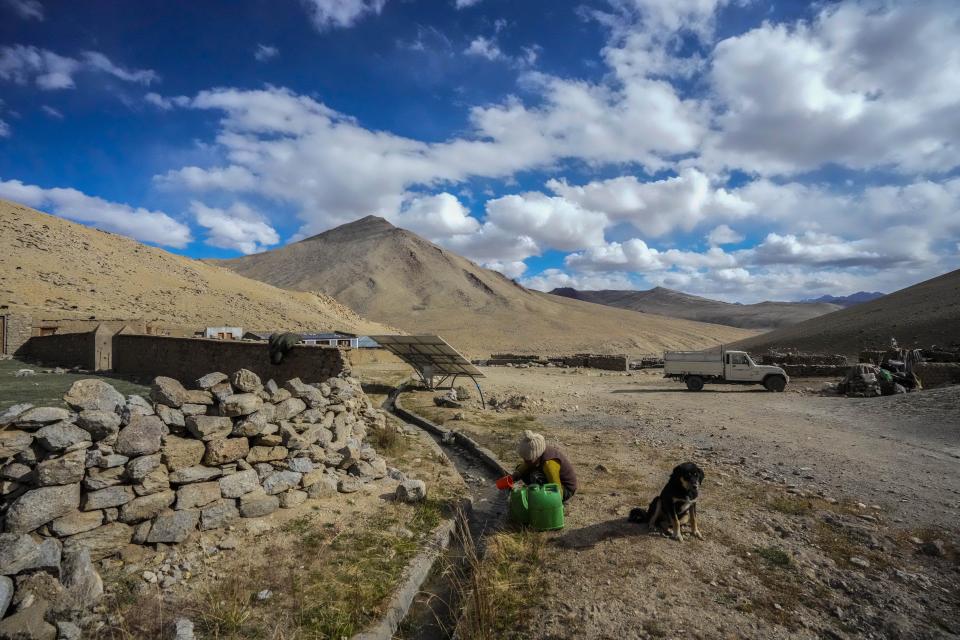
528;483;564;531
509;486;530;525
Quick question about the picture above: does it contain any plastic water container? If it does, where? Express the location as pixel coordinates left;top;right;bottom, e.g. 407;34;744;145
508;486;529;525
528;483;564;531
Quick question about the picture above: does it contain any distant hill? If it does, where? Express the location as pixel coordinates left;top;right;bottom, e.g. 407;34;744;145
549;287;841;331
802;292;885;307
731;269;960;356
0;200;392;336
214;216;754;357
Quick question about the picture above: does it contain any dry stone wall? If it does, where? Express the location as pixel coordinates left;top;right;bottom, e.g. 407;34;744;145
0;368;391;636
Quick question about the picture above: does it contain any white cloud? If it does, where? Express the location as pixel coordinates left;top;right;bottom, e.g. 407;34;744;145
484;192;608;251
2;0;43;20
156;165;258;191
0;178;191;248
41;105;62;119
80;51;158;85
0;45;157;90
704;1;960;175
254;44;279;62
0;119;8;137
484;261;527;279
144;93;189;110
706;224;742;245
465;36;504;61
300;0;386;31
389;192;480;240
191;201;279;254
521;268;635;292
455;0;482;8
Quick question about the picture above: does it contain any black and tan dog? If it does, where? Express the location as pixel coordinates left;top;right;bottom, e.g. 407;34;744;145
628;462;704;542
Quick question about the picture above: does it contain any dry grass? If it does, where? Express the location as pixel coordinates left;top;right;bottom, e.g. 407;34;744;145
97;500;447;639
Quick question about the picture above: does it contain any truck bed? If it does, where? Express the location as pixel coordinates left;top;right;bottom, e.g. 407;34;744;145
664;351;723;377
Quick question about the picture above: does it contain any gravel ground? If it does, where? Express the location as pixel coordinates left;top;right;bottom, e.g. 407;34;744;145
420;367;960;639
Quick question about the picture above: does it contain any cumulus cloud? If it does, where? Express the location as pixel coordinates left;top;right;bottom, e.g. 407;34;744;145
254;44;279;62
464;36;504;61
521;268;635;292
455;0;482;8
389;192;480;240
484;260;527;279
300;0;386;31
0;119;8;137
0;45;157;90
191;201;279;254
3;0;43;20
706;224;742;246
0;178;191;247
704;0;960;175
484;192;608;251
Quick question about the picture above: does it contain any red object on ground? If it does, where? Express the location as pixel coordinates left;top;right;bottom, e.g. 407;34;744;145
495;475;514;490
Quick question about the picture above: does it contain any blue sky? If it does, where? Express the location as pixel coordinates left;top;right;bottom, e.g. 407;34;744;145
1;0;958;302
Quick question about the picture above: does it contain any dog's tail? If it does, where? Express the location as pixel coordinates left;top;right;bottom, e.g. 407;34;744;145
628;507;647;523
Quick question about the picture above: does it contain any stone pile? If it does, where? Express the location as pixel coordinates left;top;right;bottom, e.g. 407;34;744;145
0;368;391;637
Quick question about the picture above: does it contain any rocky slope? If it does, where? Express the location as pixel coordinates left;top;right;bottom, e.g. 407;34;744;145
732;268;960;355
550;287;842;330
214;216;754;357
0;200;391;336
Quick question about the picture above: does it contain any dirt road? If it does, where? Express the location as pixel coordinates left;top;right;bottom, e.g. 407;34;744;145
403;367;960;639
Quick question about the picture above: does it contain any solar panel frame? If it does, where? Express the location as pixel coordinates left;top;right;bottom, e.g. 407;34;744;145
369;335;485;378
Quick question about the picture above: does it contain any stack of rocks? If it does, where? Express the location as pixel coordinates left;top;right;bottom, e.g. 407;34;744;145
0;369;392;636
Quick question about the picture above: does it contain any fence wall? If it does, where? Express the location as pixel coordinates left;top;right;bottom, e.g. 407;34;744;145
112;334;346;385
21;331;97;369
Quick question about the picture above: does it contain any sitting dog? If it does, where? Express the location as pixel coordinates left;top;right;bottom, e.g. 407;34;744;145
628;462;704;542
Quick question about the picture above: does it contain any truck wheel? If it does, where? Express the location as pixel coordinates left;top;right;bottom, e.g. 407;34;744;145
764;376;786;392
686;376;704;391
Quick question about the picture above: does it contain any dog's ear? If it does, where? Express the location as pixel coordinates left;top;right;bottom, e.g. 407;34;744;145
697;468;705;483
670;464;683;481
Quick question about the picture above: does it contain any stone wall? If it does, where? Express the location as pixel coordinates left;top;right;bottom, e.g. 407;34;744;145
112;335;346;386
21;331;97;369
1;313;32;356
0;368;394;634
914;362;960;387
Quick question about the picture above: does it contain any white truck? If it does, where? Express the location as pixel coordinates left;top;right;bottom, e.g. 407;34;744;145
664;348;789;392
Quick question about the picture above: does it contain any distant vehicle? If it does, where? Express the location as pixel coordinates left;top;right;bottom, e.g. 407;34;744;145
663;348;789;392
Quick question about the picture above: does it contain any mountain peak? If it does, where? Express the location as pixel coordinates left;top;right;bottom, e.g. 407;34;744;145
345;215;396;231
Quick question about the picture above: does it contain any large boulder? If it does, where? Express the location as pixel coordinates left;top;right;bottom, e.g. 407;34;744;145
14;407;72;429
204;438;250;465
200;499;239;530
219;470;260;498
262;471;302;496
34;422;90;452
35;450;86;486
83;486;134;510
305;475;338;499
0;534;60;575
197;372;228;389
0;403;33;427
63;522;133;560
60;547;103;610
169;465;222;485
175;482;221;510
49;510;104;537
150;377;188;408
396;479;427;503
76;410;122;441
114;415;165;457
0;430;33;459
221;393;263;417
162;435;206;471
185;415;233;441
64;379;125;413
231;369;262;393
0;576;11;619
146;510;199;543
119;490;175;523
5;483;81;533
279;490;308;508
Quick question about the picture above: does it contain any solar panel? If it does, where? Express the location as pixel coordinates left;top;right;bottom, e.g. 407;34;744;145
369;335;485;380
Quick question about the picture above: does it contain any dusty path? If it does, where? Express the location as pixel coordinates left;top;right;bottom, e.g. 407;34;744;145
483;368;960;529
405;367;960;639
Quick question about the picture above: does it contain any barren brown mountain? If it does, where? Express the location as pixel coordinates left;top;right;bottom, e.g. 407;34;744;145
0;200;392;335
214;215;754;357
549;286;842;330
731;268;960;356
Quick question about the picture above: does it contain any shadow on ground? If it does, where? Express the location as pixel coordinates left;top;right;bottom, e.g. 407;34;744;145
552;517;649;550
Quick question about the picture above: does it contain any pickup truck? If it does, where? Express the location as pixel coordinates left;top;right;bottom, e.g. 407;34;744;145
663;348;789;392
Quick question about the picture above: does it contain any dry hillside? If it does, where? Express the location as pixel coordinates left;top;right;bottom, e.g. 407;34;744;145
550;286;842;330
0;200;392;336
214;216;754;357
732;268;960;356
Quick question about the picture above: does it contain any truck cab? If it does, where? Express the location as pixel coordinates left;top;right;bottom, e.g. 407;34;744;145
663;348;789;391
